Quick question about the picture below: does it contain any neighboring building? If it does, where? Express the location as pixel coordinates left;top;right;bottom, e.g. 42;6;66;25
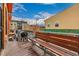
10;20;45;32
28;25;45;31
22;21;30;30
10;20;17;30
44;4;79;29
29;25;40;31
10;20;28;31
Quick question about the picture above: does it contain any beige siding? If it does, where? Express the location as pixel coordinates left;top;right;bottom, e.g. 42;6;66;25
10;22;17;30
45;4;79;29
22;24;30;30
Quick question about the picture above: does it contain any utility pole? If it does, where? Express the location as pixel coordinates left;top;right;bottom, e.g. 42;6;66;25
35;18;39;31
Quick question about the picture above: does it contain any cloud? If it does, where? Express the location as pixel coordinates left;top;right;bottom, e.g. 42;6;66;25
27;20;37;25
42;3;55;5
12;16;44;26
13;3;27;12
37;19;45;26
33;12;55;26
39;12;53;18
41;3;57;8
40;3;56;6
12;16;37;25
12;16;23;20
34;12;55;20
27;19;45;26
12;11;55;26
34;14;42;19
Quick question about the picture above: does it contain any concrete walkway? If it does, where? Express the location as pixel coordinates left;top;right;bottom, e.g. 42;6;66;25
2;40;38;56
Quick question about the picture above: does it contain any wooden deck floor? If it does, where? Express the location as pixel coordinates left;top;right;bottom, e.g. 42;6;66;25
2;40;38;56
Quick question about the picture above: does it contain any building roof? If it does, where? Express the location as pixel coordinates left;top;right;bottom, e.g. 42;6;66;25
11;20;27;23
44;4;76;22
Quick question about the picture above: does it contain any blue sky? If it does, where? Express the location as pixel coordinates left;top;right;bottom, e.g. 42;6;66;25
12;3;74;25
12;3;74;19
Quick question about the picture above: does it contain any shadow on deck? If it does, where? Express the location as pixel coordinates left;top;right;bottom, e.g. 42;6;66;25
2;40;38;56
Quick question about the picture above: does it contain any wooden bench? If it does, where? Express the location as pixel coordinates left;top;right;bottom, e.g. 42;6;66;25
32;38;78;56
33;32;79;55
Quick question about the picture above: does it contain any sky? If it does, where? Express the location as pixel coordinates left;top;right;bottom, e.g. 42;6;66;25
12;3;74;26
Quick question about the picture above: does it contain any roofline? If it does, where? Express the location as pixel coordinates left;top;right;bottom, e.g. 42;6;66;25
11;20;27;23
44;4;75;22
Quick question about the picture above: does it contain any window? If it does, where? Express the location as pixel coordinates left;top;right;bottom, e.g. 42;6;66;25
10;30;14;33
47;24;50;27
11;24;12;25
17;22;22;29
55;23;60;27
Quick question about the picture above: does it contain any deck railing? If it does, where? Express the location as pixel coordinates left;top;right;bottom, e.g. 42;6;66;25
33;32;79;55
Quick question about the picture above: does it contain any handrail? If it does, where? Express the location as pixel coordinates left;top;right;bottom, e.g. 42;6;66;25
32;38;78;56
40;31;79;37
35;32;79;53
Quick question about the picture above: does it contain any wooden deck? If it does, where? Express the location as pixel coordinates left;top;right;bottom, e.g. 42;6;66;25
1;40;38;56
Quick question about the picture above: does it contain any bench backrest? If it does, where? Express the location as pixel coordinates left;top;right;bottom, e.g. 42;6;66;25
36;32;79;53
